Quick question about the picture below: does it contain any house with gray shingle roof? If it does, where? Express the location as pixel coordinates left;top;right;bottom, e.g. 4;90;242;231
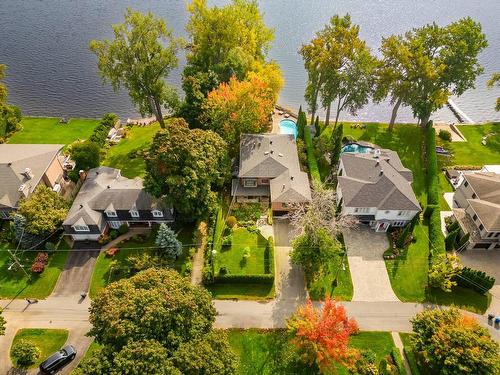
337;146;420;232
232;134;311;214
63;166;173;241
0;144;65;219
453;172;500;250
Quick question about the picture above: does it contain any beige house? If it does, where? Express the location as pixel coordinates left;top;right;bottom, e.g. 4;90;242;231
0;144;65;219
453;172;500;250
231;134;311;215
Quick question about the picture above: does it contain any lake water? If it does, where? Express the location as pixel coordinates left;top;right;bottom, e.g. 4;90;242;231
1;0;499;123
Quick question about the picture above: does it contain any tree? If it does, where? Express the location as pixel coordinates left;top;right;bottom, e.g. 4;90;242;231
330;123;343;167
0;310;5;336
487;72;500;111
89;113;118;146
89;268;216;351
395;216;417;248
17;186;69;236
376;18;487;128
172;330;237;375
411;308;500;374
182;0;278;126
0;64;22;138
296;106;307;140
90;9;181;128
287;298;359;372
70;141;101;171
201;75;275;151
314;116;320;137
155;224;182;259
11;339;40;368
144;118;229;219
428;253;462;292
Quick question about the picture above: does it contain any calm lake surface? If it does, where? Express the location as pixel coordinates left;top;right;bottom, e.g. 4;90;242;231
1;0;499;123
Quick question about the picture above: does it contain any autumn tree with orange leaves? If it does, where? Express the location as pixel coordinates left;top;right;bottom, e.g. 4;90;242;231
201;75;275;153
287;298;360;373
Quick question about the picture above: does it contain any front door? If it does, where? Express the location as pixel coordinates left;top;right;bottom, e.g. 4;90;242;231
376;222;389;232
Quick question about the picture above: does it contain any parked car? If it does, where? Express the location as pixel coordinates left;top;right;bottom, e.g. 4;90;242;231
39;345;77;374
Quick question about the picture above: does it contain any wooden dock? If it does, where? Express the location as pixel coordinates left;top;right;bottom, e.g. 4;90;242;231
446;99;474;124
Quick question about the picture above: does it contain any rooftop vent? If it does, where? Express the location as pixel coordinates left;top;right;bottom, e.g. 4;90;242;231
270;150;274;154
18;184;26;192
264;151;269;155
282;183;286;191
380;169;384;175
291;176;294;181
270;140;273;145
278;153;283;157
24;168;34;180
107;185;111;189
374;149;381;158
79;204;83;209
375;160;380;166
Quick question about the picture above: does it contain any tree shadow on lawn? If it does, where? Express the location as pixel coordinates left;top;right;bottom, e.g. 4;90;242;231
425;286;491;314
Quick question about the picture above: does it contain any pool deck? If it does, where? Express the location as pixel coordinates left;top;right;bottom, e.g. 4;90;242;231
271;107;297;134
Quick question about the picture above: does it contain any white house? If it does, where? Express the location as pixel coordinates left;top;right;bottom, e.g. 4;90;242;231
336;145;420;232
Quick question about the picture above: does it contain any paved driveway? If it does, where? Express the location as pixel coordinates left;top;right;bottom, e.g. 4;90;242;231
343;226;399;302
273;219;307;302
52;250;99;297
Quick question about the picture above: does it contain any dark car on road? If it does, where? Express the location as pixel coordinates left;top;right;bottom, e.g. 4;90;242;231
39;345;77;374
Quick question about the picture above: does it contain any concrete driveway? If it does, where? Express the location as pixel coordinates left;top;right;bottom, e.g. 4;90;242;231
343;226;399;302
460;250;500;315
273;219;307;302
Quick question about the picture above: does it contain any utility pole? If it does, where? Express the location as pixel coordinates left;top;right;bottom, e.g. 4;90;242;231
7;249;30;279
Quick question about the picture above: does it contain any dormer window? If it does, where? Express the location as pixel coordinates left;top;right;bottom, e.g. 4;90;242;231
130;209;139;218
73;224;89;232
152;210;163;218
105;210;117;218
243;179;257;188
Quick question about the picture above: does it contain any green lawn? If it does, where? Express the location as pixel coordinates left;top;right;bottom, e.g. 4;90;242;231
0;237;70;299
10;328;69;369
426;286;491;314
206;283;275;300
102;123;160;178
89;225;194;298
308;251;353;301
215;228;269;275
441;123;500;166
8;117;99;144
437;172;453;210
228;329;395;375
399;333;423;375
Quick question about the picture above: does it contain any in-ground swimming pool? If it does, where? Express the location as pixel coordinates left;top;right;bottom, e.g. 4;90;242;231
342;143;374;153
279;119;297;138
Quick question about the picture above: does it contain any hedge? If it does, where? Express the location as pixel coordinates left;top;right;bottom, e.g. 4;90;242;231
426;125;440;206
445;228;460;251
213;274;274;285
304;126;321;183
391;348;407;375
429;208;446;257
456;267;495;294
264;236;274;275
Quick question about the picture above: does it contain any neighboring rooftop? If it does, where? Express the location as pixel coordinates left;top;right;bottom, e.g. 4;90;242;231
338;149;420;211
63;166;171;228
463;172;500;231
0;144;64;209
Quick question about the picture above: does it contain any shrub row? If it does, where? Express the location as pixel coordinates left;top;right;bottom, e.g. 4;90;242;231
426;125;439;206
264;236;274;275
213;274;274;285
89;113;118;147
429;207;446;257
391;348;407;375
455;267;495;294
304;126;321;183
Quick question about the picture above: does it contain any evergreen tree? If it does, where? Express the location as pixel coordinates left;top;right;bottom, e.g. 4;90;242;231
155;224;182;259
330;123;343;167
396;216;417;248
296;107;307;140
314;116;320;137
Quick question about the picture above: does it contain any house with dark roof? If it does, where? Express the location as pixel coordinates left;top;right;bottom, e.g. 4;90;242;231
231;134;311;214
63;166;173;241
336;147;420;232
0;144;65;219
453;172;500;250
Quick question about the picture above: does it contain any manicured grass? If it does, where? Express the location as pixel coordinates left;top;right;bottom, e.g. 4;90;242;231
308;252;353;301
215;228;269;275
206;283;275;300
89;225;194;297
399;333;423;375
442;123;500;166
8;117;99;144
102;123;160;178
437;172;453;210
385;222;430;302
0;237;70;299
228;329;395;375
426;286;491;314
10;328;69;369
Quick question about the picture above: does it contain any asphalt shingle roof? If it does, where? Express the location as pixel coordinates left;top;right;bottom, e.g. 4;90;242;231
463;172;500;231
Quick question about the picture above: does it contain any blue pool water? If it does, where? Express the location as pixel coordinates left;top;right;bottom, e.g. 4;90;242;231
279;119;298;138
342;143;374;154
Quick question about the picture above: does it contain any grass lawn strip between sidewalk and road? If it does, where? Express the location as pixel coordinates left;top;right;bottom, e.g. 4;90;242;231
10;328;69;369
8;117;99;144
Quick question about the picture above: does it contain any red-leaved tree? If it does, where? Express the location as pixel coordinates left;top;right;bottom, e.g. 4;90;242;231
287;298;359;372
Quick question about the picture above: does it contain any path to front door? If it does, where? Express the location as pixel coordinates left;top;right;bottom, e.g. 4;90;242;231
343;226;399;302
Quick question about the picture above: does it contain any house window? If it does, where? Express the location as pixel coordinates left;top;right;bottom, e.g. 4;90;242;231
73;224;89;232
260;178;270;185
152;210;163;218
243;179;257;188
392;221;406;227
0;211;9;219
109;221;120;229
479;224;484;231
495;233;500;238
472;214;478;221
105;210;117;218
130;210;139;218
354;207;370;214
472;193;477;199
398;210;410;216
464;181;469;187
487;232;494;238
